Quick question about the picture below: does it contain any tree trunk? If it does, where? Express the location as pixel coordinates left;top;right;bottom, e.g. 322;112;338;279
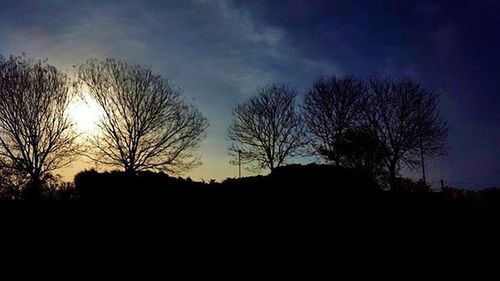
388;160;398;191
269;162;275;172
125;165;135;175
23;175;42;200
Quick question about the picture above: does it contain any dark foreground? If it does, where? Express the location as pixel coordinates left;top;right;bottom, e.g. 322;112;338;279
0;201;499;276
1;165;500;276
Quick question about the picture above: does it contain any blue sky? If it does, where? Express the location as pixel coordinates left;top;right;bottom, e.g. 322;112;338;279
0;0;499;187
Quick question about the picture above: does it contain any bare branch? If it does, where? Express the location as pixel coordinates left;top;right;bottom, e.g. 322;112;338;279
365;77;449;188
75;58;208;174
303;75;367;165
228;84;306;172
0;55;78;195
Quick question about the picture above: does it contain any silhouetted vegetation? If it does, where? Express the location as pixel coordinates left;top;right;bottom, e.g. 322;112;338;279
76;58;208;174
0;163;486;210
0;0;497;273
0;54;476;206
228;84;307;171
0;55;78;199
2;54;498;275
73;164;380;204
303;76;367;165
302;75;449;189
336;128;387;181
0;54;454;200
1;162;499;276
365;77;449;189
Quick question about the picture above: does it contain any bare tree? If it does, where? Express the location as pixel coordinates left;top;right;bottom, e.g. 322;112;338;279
365;77;449;189
228;84;306;171
76;58;208;174
303;76;367;165
0;55;77;198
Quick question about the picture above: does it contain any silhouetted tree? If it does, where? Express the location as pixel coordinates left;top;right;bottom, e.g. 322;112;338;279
365;78;449;189
0;55;77;199
228;84;306;171
303;76;367;165
336;128;387;179
76;58;208;174
0;163;28;199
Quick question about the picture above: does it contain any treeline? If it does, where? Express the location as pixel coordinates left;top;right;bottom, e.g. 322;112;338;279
228;77;448;190
1;165;498;209
0;54;449;199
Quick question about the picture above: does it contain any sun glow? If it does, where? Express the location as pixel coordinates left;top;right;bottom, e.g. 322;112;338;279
67;92;102;135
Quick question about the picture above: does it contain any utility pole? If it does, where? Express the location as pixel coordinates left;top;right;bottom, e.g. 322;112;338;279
238;149;242;178
416;98;426;185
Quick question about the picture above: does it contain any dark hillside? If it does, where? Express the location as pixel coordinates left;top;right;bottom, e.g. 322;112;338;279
0;164;499;276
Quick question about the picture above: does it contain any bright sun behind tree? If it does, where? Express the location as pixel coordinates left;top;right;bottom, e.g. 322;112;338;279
67;91;102;135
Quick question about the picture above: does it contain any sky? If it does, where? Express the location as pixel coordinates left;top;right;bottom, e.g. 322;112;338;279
0;0;499;188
